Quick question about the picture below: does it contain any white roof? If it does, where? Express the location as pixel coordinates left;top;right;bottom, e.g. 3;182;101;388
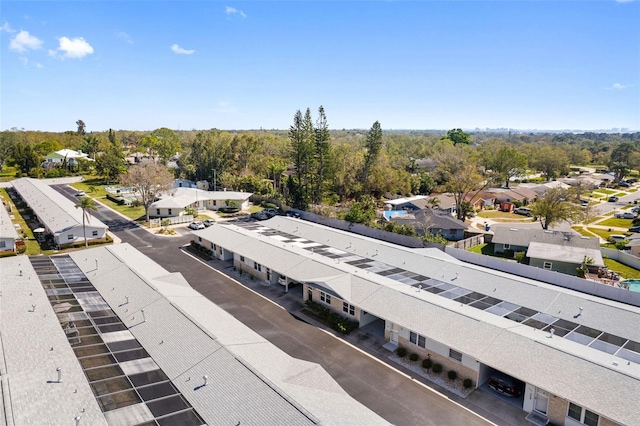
527;242;605;267
11;178;108;234
68;244;386;426
0;198;19;240
0;256;107;426
46;149;90;159
150;187;252;209
194;216;640;425
383;195;428;206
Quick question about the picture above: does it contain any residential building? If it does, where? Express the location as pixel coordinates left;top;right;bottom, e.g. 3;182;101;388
0;244;386;426
192;216;640;426
0;197;19;252
492;228;600;254
149;187;252;217
43;149;92;166
386;208;468;241
11;178;108;246
526;242;605;276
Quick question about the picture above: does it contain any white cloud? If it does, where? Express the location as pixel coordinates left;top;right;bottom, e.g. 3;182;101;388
116;31;133;44
608;83;632;90
9;30;43;52
170;44;195;55
225;6;247;18
50;36;94;59
1;22;15;33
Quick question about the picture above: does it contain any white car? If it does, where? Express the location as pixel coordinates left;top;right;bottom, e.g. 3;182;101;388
188;221;205;230
614;211;636;219
74;190;86;197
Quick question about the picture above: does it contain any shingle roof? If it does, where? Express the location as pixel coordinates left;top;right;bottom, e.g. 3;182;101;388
11;178;107;234
526;241;605;267
0;199;19;240
391;208;467;231
194;216;640;425
492;227;600;249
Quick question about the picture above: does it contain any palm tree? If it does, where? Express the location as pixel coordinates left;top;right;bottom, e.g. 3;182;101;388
75;196;98;248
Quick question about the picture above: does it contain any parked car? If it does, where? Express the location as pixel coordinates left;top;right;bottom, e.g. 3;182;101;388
285;210;301;218
263;208;278;218
619;182;631;188
608;234;629;243
203;219;216;227
514;207;531;216
74;190;86;197
608;196;619;202
629;226;640;233
487;371;524;398
251;211;269;221
614;211;636;219
188;221;205;230
627;179;637;184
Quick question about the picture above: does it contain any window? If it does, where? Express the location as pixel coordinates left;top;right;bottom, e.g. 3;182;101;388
211;243;215;249
68;234;74;240
320;292;331;304
198;237;202;242
156;209;160;215
543;262;552;270
409;331;426;348
449;349;463;362
504;244;511;250
568;403;599;426
0;241;5;248
342;302;355;316
254;262;261;272
213;200;217;206
168;209;172;215
240;256;245;262
92;231;98;236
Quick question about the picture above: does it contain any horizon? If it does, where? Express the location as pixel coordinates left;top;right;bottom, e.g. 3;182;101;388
2;1;639;132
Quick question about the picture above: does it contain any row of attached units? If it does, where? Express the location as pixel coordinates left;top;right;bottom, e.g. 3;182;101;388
192;216;640;426
11;178;108;246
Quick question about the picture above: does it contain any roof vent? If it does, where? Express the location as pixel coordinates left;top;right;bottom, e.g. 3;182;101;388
548;328;555;338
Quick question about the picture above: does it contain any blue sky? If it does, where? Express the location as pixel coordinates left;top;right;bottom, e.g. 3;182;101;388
1;1;638;132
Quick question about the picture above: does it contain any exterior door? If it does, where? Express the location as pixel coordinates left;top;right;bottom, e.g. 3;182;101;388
390;323;399;345
307;287;313;302
534;389;549;414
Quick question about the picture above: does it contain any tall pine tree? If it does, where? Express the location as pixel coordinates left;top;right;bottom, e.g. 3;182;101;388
361;121;383;193
312;106;331;205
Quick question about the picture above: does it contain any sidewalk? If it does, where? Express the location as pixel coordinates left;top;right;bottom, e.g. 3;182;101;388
183;248;530;426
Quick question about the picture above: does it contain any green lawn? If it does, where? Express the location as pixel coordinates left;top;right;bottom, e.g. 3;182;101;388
571;226;598;238
98;197;146;221
476;211;534;222
466;243;513;260
0;188;42;255
467;243;488;254
604;258;640;280
69;176;109;197
586;227;631;241
597;218;634;228
594;189;616;195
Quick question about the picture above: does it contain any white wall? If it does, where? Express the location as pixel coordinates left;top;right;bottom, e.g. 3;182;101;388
152;207;186;217
0;237;16;251
55;226;107;245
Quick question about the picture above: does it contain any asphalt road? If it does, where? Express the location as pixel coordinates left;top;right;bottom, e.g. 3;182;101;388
55;185;493;426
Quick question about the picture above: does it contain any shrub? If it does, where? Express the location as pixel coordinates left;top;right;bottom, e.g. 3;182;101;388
396;346;407;358
422;358;433;369
463;378;473;389
409;353;419;362
503;249;514;258
447;370;457;380
432;363;442;374
304;300;359;334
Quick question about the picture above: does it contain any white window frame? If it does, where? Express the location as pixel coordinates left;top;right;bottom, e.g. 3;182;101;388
567;402;599;426
504;243;511;250
68;234;74;240
543;261;553;270
342;302;355;316
320;291;331;305
240;255;245;262
0;241;6;248
449;348;463;362
168;208;172;215
409;331;426;348
92;230;98;236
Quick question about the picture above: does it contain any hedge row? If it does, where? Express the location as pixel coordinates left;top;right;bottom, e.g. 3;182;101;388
396;346;474;389
305;300;359;335
190;241;213;257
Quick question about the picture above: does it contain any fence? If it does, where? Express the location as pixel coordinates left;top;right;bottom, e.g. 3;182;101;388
149;215;194;228
445;247;640;307
601;247;640;271
452;234;487;250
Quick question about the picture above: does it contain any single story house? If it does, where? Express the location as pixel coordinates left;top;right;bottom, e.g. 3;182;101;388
0;199;19;252
387;208;468;241
192;216;640;426
526;242;605;275
43;149;92;166
150;187;252;217
463;190;496;211
492;228;600;255
11;178;108;247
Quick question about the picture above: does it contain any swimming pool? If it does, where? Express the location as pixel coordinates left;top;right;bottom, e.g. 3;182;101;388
622;280;640;293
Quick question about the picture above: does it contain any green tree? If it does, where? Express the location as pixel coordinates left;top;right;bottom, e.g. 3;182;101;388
343;195;377;227
480;140;527;187
119;162;174;222
528;145;569;181
74;196;98;248
313;105;331;204
151;127;181;164
82;135;100;158
96;147;126;184
443;129;471;146
530;187;583;230
12;142;42;174
608;142;637;182
361;121;383;192
288;109;315;209
76;120;86;135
